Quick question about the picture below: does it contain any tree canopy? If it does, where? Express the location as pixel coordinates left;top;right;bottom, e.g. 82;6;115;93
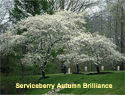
0;11;125;76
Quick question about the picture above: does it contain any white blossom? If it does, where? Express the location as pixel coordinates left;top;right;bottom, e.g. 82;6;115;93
0;10;124;68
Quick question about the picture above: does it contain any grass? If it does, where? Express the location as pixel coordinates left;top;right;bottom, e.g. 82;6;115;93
22;74;84;94
58;71;125;95
0;71;125;95
0;73;84;94
0;75;41;94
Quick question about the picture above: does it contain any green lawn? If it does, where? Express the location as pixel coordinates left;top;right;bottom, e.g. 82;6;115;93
58;71;125;95
22;74;85;94
0;71;125;95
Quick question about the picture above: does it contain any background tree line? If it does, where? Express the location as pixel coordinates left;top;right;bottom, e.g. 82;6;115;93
87;0;125;69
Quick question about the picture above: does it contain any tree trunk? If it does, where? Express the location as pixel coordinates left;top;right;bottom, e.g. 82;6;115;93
76;64;80;74
40;65;46;78
96;65;100;74
63;65;66;74
115;3;119;49
21;63;24;79
5;54;9;76
120;3;125;70
42;70;45;78
60;0;65;10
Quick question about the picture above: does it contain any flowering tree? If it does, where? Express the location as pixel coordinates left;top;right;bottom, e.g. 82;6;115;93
0;10;86;77
57;32;125;74
1;10;124;78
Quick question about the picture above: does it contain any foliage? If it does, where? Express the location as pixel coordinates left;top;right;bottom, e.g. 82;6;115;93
9;0;54;23
57;32;125;64
0;10;86;77
1;10;125;75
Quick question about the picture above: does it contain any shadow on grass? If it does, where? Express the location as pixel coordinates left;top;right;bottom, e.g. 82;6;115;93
86;72;114;75
72;72;84;74
39;76;49;80
71;72;114;75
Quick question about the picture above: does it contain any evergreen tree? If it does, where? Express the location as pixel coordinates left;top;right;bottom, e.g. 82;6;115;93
9;0;54;23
